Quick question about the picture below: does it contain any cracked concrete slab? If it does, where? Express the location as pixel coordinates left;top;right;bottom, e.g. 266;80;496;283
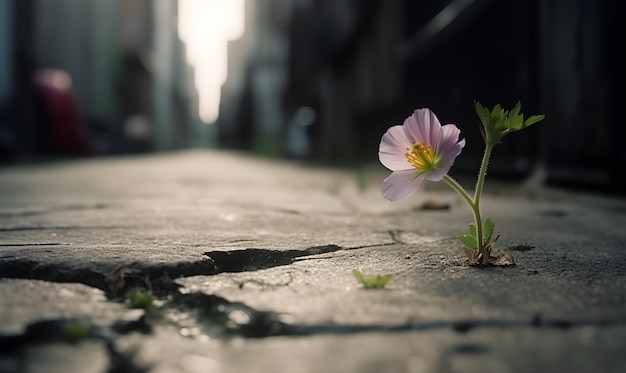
0;279;133;335
104;325;626;373
1;150;626;372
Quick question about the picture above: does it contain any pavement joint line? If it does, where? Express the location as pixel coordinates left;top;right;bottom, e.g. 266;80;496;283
0;318;151;373
0;242;64;246
0;225;123;232
0;203;110;219
2;290;624;352
289;317;625;336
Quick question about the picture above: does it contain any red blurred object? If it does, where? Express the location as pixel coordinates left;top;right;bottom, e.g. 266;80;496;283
32;69;96;155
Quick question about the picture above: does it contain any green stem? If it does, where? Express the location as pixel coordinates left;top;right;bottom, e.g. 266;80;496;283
444;144;494;265
444;175;481;255
474;144;494;264
442;175;473;208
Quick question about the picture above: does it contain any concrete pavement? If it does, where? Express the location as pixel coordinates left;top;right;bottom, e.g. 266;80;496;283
1;150;626;372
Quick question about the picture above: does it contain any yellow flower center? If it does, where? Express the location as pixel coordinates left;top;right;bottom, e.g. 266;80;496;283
405;143;438;171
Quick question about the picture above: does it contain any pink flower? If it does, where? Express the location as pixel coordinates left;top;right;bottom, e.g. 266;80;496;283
379;108;465;201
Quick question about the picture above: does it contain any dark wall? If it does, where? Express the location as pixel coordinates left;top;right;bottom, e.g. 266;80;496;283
223;0;622;191
539;0;623;190
400;0;541;176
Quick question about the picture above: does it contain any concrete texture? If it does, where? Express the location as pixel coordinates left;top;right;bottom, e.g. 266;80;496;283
1;150;626;372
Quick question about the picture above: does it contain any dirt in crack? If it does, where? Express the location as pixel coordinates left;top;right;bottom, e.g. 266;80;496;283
203;244;342;273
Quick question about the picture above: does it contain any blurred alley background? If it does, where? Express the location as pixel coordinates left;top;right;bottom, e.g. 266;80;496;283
0;0;623;192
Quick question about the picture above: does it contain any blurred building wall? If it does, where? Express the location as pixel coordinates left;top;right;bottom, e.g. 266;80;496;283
126;0;198;152
219;0;292;155
219;0;402;160
218;0;622;191
539;0;622;189
0;1;13;155
307;0;402;162
34;0;117;124
0;1;12;106
1;0;199;157
5;0;37;155
218;4;255;150
117;0;154;153
398;0;541;175
152;0;176;151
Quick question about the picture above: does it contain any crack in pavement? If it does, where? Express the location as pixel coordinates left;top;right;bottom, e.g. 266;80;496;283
4;242;620;370
0;243;393;297
203;245;343;273
1;290;622;356
164;292;625;338
0;243;63;247
0;245;348;297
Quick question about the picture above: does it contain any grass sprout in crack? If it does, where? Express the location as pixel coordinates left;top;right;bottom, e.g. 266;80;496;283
352;269;394;289
125;288;156;310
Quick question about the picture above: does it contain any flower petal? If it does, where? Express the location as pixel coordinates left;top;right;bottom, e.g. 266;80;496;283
437;137;465;168
440;123;463;147
426;139;465;181
433;124;465;178
381;169;424;201
379;125;412;171
424;164;451;181
403;108;443;149
380;109;465;195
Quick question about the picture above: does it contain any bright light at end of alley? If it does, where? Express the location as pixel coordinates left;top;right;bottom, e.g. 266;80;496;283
178;0;244;124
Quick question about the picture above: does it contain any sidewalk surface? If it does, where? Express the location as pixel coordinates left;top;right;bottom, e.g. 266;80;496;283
1;150;626;373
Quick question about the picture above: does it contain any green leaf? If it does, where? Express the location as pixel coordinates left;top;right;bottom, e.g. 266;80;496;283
508;101;521;120
496;119;508;132
352;269;394;289
506;102;524;130
523;114;545;128
478;123;487;143
64;321;90;343
125;288;155;309
352;269;365;283
474;102;546;146
458;234;478;250
469;223;477;238
491;103;503;118
482;218;494;244
474;101;490;127
510;115;524;131
374;274;394;287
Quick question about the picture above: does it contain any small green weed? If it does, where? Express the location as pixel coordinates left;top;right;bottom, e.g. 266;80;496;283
64;321;90;342
125;288;155;309
352;269;394;289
